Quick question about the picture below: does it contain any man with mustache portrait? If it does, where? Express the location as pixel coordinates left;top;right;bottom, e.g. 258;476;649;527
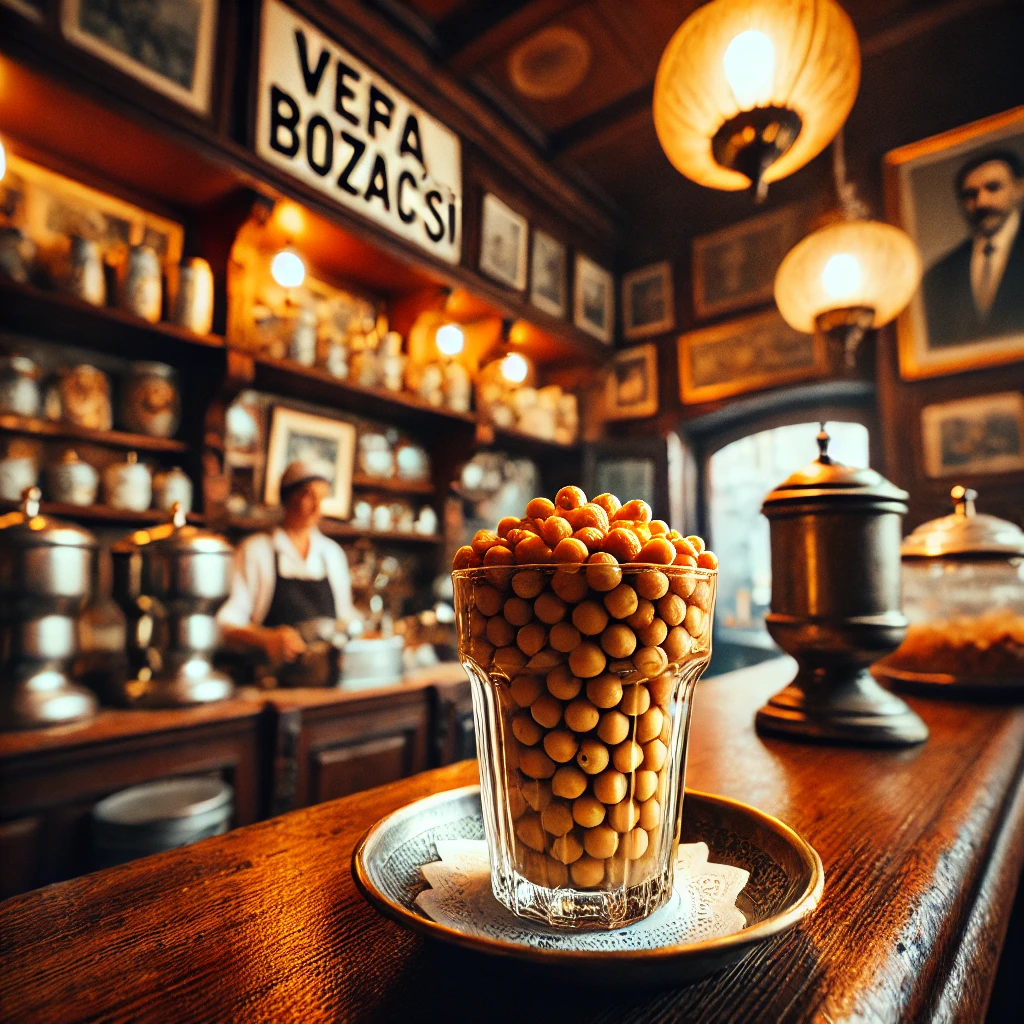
921;150;1024;346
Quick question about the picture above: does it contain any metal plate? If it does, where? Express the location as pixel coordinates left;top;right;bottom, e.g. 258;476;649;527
353;785;824;987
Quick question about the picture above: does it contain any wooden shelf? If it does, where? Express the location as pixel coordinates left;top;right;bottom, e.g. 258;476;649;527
249;355;477;433
0;499;203;526
225;513;439;545
0;276;225;367
481;425;582;460
350;473;434;496
0;413;189;453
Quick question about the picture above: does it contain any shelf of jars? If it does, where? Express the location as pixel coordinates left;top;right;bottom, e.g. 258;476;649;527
351;473;435;496
481;424;583;460
0;413;189;454
224;513;440;546
0;498;204;526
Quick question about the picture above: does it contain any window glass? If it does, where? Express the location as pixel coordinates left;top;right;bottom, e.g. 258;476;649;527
708;421;869;635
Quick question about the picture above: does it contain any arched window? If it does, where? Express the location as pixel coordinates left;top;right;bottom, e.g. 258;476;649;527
708;420;870;639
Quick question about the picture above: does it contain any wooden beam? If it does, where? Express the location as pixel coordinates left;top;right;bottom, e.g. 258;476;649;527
549;84;653;159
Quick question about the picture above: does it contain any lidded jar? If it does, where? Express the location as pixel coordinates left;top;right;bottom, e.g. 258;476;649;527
875;486;1024;690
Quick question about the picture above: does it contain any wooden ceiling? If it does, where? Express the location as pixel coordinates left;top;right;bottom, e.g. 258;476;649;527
365;0;1022;245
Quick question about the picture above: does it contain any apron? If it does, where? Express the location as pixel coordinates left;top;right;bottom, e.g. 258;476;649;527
263;551;336;628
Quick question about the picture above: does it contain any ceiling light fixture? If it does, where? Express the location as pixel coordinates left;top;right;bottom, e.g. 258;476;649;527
653;0;860;201
500;352;529;385
270;248;306;289
774;130;922;367
435;323;465;358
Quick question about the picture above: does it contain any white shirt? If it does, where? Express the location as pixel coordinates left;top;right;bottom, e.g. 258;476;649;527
217;528;354;628
971;208;1019;316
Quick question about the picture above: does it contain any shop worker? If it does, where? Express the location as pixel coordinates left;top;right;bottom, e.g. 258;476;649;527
219;459;353;663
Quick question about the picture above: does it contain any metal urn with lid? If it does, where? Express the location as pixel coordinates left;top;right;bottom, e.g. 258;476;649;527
0;488;98;729
112;505;235;707
874;486;1024;693
756;427;928;746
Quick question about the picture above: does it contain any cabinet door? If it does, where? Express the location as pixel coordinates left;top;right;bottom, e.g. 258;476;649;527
0;817;41;899
311;733;415;803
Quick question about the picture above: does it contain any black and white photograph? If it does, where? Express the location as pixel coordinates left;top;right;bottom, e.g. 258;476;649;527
622;261;674;339
886;107;1024;379
479;193;528;290
692;204;809;321
605;343;658;420
529;229;566;317
264;407;356;518
62;0;218;115
921;391;1024;478
574;254;613;343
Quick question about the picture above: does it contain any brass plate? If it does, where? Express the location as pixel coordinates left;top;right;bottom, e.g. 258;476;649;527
353;785;824;987
875;665;1024;698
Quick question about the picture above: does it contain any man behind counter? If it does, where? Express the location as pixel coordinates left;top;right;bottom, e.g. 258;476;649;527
218;459;354;664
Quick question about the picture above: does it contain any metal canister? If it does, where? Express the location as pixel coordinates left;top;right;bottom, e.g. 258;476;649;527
112;505;234;707
0;488;98;728
756;426;927;746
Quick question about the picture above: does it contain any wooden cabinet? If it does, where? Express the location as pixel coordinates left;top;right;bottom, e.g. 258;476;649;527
0;700;268;898
431;677;476;767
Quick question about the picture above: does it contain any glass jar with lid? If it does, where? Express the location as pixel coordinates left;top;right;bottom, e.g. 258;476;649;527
874;486;1024;692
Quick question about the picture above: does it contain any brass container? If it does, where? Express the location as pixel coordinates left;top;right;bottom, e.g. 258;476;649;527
756;428;928;747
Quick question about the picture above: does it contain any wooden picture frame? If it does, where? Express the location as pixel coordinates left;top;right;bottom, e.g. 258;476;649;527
479;193;528;290
264;407;356;520
622;262;673;339
678;310;827;405
692;204;809;321
920;391;1024;479
884;106;1024;380
1;0;43;22
529;229;566;318
61;0;219;117
574;254;613;344
605;343;658;420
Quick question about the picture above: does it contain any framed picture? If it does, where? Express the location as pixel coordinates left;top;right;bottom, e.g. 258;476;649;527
622;262;674;339
692;203;809;321
885;106;1024;380
61;0;218;116
1;0;43;21
921;392;1024;478
605;343;658;420
678;309;827;404
479;193;527;290
530;229;566;317
264;407;356;520
574;254;614;343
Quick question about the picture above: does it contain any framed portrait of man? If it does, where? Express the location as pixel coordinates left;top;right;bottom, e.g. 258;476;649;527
885;107;1024;380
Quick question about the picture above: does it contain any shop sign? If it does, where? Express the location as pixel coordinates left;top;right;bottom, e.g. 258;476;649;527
256;0;462;264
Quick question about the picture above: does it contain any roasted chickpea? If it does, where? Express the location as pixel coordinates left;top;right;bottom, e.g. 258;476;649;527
531;693;563;729
474;584;503;617
552;765;588;799
572;599;609;636
612;499;653;524
496;516;520;538
637;537;675;565
551;568;589;603
698;550;719;570
606;799;640;834
521;777;553;812
540;515;573;548
684;604;705;639
585;552;622;592
649;520;670;537
571;855;606;888
509;786;529;820
534;591;567;625
591;493;621;516
635;617;668;648
635;705;664;744
657;593;686;628
543;729;579;763
483;545;515;567
604;583;639;620
619;683;651;717
586;673;623;709
525;497;556;519
634;646;669;678
572;795;606;829
553;537;590;563
503;596;533;627
597;709;630;746
471;530;501;557
468;637;494;665
600;623;637;659
512;570;546;599
622;826;649;860
641;738;668;771
602;528;642;563
574;503;610;532
555;485;587;510
612;739;644;773
582;825;618;862
633;769;659;803
512;711;544;746
493;645;528;677
452;545;480;570
635;570;670;601
515;813;546;852
515;535;553;565
639;797;662;831
568;641;607;679
519;746;556;780
546;663;582;700
593;769;629;805
686;534;706;554
646;671;675;707
572;527;606;553
541;800;575;837
576;738;610;775
626;598;655;630
550;833;584;865
670;573;697;599
564;697;600;733
663;625;691;661
486;615;515;647
517;622;548;656
690;580;713;612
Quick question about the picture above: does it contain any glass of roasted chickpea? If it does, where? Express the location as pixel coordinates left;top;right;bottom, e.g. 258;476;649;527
452;486;717;930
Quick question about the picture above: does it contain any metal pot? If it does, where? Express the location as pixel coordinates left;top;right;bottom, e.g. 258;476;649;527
0;487;98;729
112;505;234;707
755;426;928;747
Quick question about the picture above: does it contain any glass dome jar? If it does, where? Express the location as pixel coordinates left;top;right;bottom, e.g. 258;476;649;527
874;486;1024;690
453;561;716;930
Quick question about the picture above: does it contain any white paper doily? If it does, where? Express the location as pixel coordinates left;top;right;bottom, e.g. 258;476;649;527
415;840;749;951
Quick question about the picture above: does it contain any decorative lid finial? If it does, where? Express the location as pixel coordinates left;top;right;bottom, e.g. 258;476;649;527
951;484;977;518
171;502;187;528
21;486;41;518
816;423;832;465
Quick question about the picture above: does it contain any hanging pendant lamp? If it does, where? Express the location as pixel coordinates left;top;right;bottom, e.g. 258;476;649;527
774;132;922;366
653;0;861;201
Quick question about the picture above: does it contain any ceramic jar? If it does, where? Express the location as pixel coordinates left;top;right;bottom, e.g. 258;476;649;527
0;452;38;502
153;466;193;514
0;227;36;284
381;332;405;393
443;360;471;413
0;355;42;417
173;257;214;335
103;451;152;511
65;237;105;306
325;338;349;378
58;364;113;431
289;307;317;366
121;244;162;322
120;361;180;438
46;450;99;506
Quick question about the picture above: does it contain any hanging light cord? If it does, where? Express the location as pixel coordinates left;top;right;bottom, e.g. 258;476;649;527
832;127;868;221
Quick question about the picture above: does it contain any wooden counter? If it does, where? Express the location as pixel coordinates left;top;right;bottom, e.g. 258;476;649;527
2;659;1023;1023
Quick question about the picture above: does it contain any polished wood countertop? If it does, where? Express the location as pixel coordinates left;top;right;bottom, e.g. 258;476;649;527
2;659;1023;1023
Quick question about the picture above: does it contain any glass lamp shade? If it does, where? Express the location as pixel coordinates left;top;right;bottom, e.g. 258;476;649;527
774;219;922;332
653;0;860;192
